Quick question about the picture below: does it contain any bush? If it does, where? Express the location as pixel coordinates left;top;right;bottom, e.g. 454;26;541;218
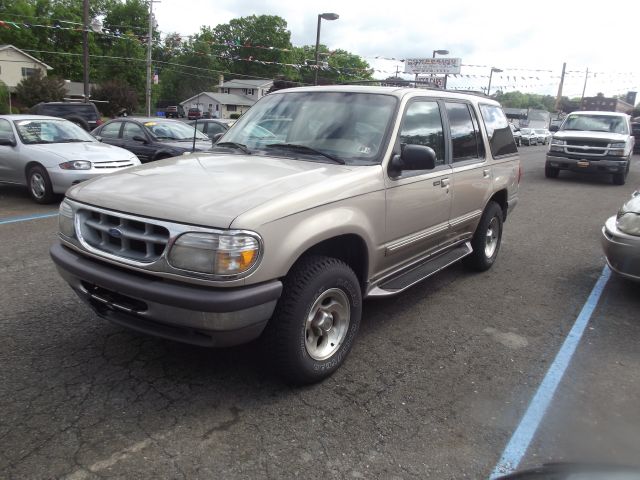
15;72;66;107
0;80;9;114
91;80;139;117
229;113;241;119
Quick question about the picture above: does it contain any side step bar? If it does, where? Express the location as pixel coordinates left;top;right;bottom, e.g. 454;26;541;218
368;242;472;297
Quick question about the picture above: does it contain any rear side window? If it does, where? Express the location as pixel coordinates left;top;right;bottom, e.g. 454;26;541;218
445;102;480;162
399;100;445;165
479;104;517;157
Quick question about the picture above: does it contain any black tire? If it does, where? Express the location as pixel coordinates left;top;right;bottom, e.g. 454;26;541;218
464;201;503;272
27;165;56;204
66;116;90;131
545;163;559;178
262;255;362;385
612;162;629;185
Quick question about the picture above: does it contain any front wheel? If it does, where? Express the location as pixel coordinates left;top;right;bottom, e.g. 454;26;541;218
27;165;56;204
464;201;503;272
263;255;362;385
613;163;629;185
545;163;559;178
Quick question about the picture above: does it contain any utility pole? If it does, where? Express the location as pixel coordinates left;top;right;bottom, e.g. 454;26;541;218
145;0;156;117
554;62;566;111
82;0;89;103
580;67;589;107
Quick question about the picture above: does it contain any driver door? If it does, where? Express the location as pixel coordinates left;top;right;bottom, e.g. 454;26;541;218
0;118;22;184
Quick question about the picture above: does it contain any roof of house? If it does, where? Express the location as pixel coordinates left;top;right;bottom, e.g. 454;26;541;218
180;92;256;107
0;44;53;70
220;79;273;89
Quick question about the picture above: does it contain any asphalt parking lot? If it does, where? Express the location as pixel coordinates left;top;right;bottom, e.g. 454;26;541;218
1;145;639;479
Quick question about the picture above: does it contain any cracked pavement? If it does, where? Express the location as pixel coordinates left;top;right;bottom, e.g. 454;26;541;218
1;147;640;479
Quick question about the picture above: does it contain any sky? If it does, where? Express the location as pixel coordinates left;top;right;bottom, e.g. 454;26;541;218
153;0;640;100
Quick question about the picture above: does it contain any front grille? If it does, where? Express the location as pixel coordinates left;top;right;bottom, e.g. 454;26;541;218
566;147;606;155
77;209;170;262
93;159;136;169
566;139;609;147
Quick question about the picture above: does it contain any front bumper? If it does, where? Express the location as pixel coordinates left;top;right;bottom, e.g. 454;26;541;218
546;153;628;174
601;216;640;281
50;242;283;346
48;168;132;194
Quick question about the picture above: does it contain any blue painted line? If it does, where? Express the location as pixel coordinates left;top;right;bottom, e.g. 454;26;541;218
489;265;611;479
0;212;58;225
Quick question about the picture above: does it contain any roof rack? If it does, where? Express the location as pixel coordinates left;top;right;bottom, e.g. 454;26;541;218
337;80;491;98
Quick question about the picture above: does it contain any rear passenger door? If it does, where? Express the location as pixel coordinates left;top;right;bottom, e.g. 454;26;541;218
383;99;452;271
445;101;492;245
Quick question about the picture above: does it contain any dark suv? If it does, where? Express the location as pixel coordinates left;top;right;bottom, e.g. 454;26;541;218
30;102;103;131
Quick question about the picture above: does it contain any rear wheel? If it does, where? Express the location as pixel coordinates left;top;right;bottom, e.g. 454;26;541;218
27;165;56;204
464;201;503;272
545;163;559;178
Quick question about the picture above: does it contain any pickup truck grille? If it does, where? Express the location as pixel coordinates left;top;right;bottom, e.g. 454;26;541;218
566;139;609;147
77;209;170;262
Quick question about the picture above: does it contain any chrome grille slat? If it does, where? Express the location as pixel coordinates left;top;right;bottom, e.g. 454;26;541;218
83;218;167;243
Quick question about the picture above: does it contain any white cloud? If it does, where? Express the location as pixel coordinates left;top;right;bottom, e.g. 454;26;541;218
153;0;640;98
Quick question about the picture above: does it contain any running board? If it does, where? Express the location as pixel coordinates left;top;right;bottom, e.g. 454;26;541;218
368;242;472;297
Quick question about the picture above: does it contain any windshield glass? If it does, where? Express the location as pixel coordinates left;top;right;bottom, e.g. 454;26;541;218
14;119;96;145
561;114;629;134
521;128;534;134
143;120;209;141
221;92;398;165
534;129;546;134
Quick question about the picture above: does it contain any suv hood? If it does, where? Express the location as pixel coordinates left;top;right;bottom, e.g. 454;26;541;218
66;153;371;228
553;130;629;142
28;141;134;161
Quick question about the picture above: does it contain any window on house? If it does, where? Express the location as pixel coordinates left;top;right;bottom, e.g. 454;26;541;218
21;67;38;78
227;105;237;112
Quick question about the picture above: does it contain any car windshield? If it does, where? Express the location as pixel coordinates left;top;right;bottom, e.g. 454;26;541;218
535;129;546;134
14;119;96;145
142;120;209;141
220;91;398;165
521;128;533;134
561;114;629;134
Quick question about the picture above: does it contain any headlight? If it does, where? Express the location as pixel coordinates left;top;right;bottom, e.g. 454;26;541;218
168;231;261;276
610;142;626;148
550;138;566;146
58;199;75;238
616;212;640;236
59;160;91;170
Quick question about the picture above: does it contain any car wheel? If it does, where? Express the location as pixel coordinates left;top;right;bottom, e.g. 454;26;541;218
612;162;630;185
545;163;560;178
263;255;362;385
27;165;56;204
464;201;503;272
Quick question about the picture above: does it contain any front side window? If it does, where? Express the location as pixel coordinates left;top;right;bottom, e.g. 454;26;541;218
398;100;445;165
122;122;145;140
445;102;479;162
0;119;13;139
100;122;122;138
479;104;518;157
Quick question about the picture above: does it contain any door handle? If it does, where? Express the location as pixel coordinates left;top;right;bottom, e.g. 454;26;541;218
441;177;450;188
483;169;491;178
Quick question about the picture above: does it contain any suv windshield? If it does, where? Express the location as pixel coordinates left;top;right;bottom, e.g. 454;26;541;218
221;92;398;165
143;120;208;141
561;114;628;134
14;119;96;144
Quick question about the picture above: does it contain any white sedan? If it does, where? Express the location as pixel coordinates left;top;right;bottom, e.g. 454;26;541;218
0;115;140;203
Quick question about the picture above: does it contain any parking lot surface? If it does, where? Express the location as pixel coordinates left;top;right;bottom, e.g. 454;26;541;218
1;145;639;479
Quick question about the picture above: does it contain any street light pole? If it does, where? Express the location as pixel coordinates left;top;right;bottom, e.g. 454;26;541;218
82;0;89;103
487;67;503;96
430;49;449;88
314;13;339;85
145;0;156;117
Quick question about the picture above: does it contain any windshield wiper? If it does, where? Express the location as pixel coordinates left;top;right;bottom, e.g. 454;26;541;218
215;142;252;154
265;143;345;164
57;138;89;143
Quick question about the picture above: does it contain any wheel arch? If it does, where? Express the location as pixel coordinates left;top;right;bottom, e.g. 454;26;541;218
488;188;508;221
24;161;46;181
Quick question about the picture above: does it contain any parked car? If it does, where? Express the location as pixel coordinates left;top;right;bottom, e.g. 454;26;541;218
187;119;230;138
546;111;634;185
534;128;552;145
91;117;212;162
520;128;538;146
601;189;640;280
30;101;103;131
510;123;522;146
50;86;520;384
165;105;185;119
0;115;139;203
631;121;640;152
187;108;202;120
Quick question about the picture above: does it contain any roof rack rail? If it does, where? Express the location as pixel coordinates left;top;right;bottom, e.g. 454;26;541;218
337;80;491;98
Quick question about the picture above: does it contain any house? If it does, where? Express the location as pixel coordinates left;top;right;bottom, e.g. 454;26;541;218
180;92;256;119
0;45;52;91
582;93;633;113
217;78;273;102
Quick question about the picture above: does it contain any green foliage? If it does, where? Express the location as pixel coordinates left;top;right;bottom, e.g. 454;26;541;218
15;71;66;107
91;79;139;116
0;81;9;114
493;91;557;111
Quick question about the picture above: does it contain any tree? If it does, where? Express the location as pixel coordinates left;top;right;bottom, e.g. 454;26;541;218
0;81;9;114
91;79;139;116
15;72;66;107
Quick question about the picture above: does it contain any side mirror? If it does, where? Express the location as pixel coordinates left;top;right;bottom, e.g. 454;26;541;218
211;132;224;144
0;137;16;147
549;125;559;132
389;144;437;177
132;135;148;143
94;135;103;142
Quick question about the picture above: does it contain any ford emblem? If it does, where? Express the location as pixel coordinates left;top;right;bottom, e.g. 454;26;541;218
108;228;123;238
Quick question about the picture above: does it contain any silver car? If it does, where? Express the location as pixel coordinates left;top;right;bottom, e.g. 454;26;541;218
0;115;140;203
602;189;640;280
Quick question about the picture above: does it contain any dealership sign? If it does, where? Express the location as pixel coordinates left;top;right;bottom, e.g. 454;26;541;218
405;58;462;75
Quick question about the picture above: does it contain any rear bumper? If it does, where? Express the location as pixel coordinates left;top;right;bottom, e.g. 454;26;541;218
546;154;629;174
50;242;282;346
601;216;640;281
